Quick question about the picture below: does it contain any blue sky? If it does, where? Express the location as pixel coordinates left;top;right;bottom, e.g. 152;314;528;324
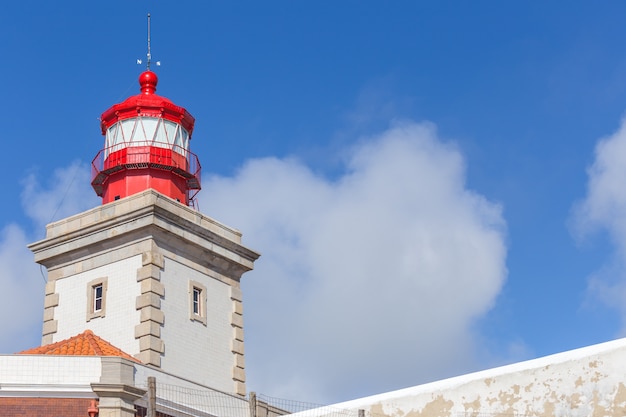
2;0;626;405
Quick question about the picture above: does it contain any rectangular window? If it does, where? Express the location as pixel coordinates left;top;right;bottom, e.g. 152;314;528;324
189;280;207;325
192;287;201;315
94;284;103;312
86;277;107;322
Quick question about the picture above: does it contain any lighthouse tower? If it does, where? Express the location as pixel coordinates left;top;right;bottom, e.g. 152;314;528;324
28;66;259;396
91;70;200;207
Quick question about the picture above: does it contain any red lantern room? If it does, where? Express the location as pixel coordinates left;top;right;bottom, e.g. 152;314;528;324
91;70;201;206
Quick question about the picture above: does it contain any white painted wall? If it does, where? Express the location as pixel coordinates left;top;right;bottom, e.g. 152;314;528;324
0;355;101;397
54;255;143;356
135;364;249;417
159;257;234;392
300;338;626;417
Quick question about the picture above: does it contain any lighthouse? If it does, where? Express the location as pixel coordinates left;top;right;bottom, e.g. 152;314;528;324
91;13;200;207
91;70;201;206
28;59;260;395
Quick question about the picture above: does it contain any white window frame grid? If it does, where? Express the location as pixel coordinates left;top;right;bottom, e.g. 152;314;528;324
105;117;190;155
189;280;207;326
86;277;108;322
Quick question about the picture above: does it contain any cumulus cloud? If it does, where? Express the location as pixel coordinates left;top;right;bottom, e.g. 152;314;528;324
0;122;507;403
0;223;44;353
0;161;96;353
199;120;508;403
21;161;99;233
573;118;626;328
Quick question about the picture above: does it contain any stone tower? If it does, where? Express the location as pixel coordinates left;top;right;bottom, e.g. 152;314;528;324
28;70;259;396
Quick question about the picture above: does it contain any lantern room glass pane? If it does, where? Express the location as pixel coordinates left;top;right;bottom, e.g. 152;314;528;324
164;120;178;147
174;127;182;149
105;123;120;149
139;117;159;145
121;119;136;143
103;117;190;154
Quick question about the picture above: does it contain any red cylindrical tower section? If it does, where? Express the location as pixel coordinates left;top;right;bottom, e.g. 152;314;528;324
91;71;201;206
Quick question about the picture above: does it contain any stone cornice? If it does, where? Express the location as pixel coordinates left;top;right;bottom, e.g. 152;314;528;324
29;190;260;279
0;383;96;398
90;383;146;400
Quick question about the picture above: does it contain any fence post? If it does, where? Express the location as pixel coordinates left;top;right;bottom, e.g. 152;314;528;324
147;376;157;417
249;391;258;417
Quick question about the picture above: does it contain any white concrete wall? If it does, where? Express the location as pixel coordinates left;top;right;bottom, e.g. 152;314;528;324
159;257;234;392
0;355;100;397
54;255;143;356
135;364;249;417
305;338;626;417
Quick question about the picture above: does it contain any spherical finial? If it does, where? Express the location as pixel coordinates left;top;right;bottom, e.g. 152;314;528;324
139;70;158;95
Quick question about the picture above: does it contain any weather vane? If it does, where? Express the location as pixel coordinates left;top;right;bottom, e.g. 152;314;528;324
137;13;161;70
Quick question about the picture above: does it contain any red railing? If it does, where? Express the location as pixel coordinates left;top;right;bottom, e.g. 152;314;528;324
91;143;202;198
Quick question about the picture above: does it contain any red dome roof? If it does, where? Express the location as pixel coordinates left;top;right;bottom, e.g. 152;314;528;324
100;70;195;135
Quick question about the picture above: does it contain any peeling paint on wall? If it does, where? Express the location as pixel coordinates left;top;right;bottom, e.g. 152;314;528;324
295;338;626;417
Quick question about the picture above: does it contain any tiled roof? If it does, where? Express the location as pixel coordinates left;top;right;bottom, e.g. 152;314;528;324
19;330;140;363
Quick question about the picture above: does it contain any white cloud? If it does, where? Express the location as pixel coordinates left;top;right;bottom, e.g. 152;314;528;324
0;161;97;353
573;119;626;249
0;223;44;353
21;161;99;233
199;120;508;404
573;117;626;329
0;121;508;403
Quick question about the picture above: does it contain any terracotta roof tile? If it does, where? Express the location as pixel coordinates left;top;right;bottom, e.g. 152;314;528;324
18;330;140;363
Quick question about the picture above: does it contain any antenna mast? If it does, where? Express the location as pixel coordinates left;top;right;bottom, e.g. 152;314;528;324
146;13;152;70
137;13;160;70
